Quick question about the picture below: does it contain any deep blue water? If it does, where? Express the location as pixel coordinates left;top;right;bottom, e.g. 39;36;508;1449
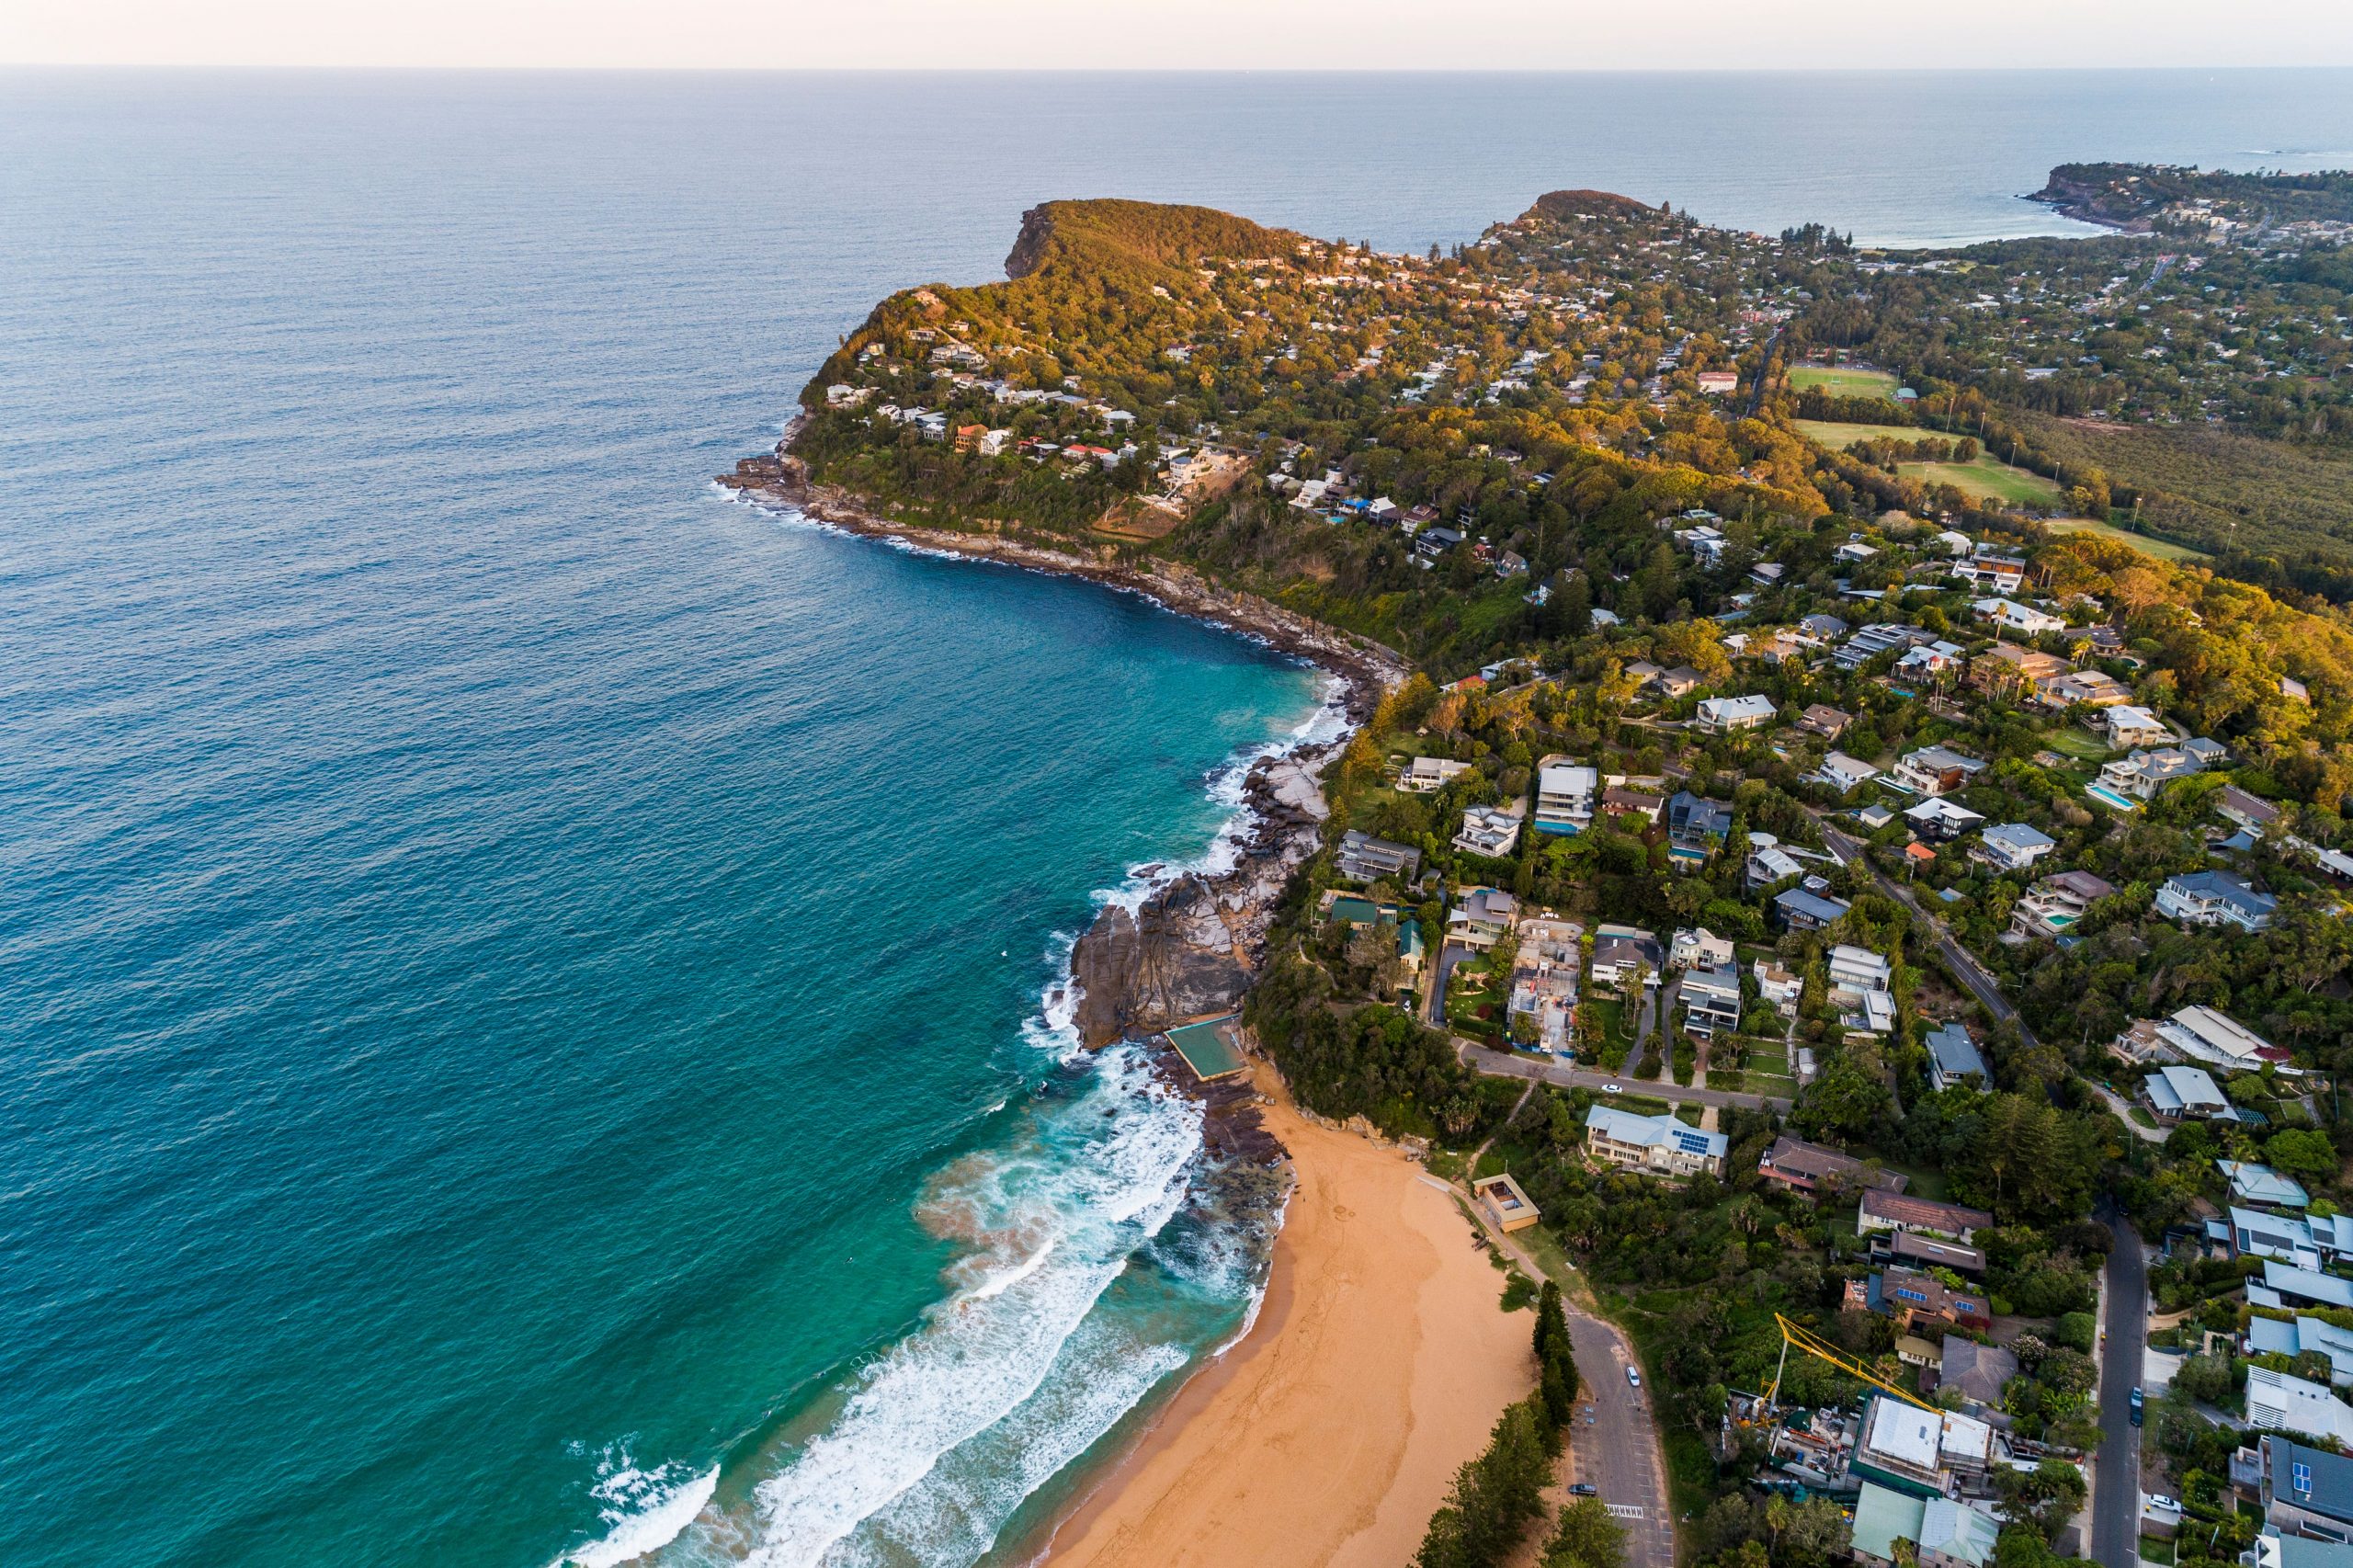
7;66;2353;1568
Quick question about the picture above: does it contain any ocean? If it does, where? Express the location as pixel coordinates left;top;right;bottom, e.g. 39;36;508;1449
5;67;2352;1568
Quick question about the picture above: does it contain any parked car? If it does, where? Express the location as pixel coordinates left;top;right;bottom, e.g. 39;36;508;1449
2145;1494;2180;1514
2130;1387;2144;1426
1603;1082;1623;1096
1626;1366;1642;1388
1571;1483;1598;1497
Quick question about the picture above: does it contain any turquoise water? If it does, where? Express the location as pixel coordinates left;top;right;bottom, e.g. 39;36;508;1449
10;66;2353;1568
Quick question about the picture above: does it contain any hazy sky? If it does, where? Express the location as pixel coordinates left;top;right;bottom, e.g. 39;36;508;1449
6;0;2353;70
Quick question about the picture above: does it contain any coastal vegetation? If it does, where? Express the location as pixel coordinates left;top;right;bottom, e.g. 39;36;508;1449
746;178;2353;1568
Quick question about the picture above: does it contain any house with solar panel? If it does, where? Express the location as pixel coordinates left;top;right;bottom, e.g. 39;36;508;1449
1584;1105;1727;1178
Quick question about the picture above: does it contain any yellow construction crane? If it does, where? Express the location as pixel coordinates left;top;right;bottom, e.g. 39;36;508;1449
1765;1312;1938;1413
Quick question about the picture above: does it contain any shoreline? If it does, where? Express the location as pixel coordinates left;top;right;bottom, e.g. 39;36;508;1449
717;430;1412;725
1014;1065;1535;1568
718;434;1533;1568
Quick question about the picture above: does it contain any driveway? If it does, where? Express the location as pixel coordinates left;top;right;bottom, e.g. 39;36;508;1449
2091;1213;2150;1568
1459;1041;1791;1112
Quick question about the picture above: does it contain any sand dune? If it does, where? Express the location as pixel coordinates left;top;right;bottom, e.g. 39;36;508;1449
1042;1070;1535;1568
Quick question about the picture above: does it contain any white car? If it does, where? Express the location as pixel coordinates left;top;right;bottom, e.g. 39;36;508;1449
1602;1082;1622;1096
1626;1366;1642;1388
2145;1495;2181;1515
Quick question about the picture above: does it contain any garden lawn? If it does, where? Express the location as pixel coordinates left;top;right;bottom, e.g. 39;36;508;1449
2044;515;2212;562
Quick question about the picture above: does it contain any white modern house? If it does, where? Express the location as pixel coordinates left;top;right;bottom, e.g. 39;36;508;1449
1453;804;1522;858
1829;944;1896;1035
2155;870;2278;933
1694;694;1779;734
1533;759;1598;835
1972;823;2056;872
2102;705;2170;748
1680;963;1743;1036
1974;597;2065;636
1398;755;1473;793
1904;797;1985;842
1812;752;1881;794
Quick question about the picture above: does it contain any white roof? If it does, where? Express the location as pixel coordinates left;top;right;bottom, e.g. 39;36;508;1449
1540;762;1597;791
2108;704;2163;729
1862;1398;1942;1470
1700;694;1779;721
2165;1006;2273;1065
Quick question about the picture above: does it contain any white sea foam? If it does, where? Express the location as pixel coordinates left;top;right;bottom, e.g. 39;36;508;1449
824;1323;1188;1568
961;1236;1057;1301
740;1061;1204;1568
548;1451;720;1568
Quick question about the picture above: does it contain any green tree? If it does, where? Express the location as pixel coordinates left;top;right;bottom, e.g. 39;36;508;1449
1543;1497;1626;1568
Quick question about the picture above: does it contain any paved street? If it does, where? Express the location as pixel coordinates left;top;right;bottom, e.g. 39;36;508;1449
1460;1041;1791;1112
2092;1213;2151;1568
1818;822;2039;1046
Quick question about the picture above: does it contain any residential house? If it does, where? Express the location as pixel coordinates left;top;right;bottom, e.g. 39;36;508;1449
2156;870;2278;933
1508;918;1582;1052
1975;597;2064;636
1893;640;1968;683
1796;703;1854;739
1589;925;1664;993
1849;1484;2003;1568
2120;1006;2282;1072
2248;1368;2353;1449
1828;944;1896;1035
1534;760;1599;835
1585;1105;1729;1177
1890;745;1985;797
2143;1064;2232;1122
2233;1209;2353;1269
1971;642;2070;696
1775;885;1852;933
1952;550;2029;595
1665;791;1733;859
2103;705;2171;749
2219;786;2284;837
1836;540;1880;563
1813;752;1881;794
1859;1188;1994;1244
1753;960;1803;1016
2009;869;2114;939
1336;830;1421;885
1972;822;2056;872
1885;1231;1988;1277
1695;694;1779;733
1600;785;1665;824
1448;888;1519;951
2247;1435;2353;1543
1453;804;1522;858
1681;963;1743;1035
1838;622;1936;670
2265;1263;2353;1313
2226;1161;2313;1211
1757;1134;1906;1200
1747;842;1805;890
1938;1339;2019;1410
1904;797;1985;842
1669;927;1736;971
1651;665;1705;699
1849;1267;1993;1333
2097;745;2208;805
2040;667;2133;709
1799;613;1851;643
2250;1317;2353;1390
1398;755;1473;792
1926;1022;1990;1092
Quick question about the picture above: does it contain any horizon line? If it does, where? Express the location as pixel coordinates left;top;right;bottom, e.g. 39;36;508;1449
10;61;2353;74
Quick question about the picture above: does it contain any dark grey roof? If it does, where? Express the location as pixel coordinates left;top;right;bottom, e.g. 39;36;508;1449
1940;1338;2019;1405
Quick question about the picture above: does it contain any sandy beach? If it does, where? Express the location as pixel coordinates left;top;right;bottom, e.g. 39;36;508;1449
1039;1070;1536;1568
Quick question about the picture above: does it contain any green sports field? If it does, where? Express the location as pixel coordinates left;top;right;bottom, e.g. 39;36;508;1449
1896;456;2063;507
2043;516;2212;562
1789;366;1900;401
